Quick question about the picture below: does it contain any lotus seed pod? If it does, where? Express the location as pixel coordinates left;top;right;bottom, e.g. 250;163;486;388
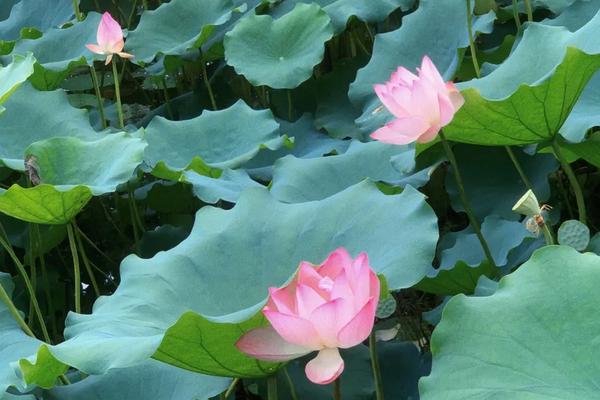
557;220;590;251
376;296;397;319
512;189;541;216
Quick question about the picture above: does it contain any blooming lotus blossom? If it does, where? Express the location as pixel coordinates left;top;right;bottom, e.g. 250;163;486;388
86;12;133;65
371;55;464;145
236;248;380;385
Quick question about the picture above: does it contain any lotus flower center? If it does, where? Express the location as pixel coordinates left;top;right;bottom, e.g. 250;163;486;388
318;276;334;292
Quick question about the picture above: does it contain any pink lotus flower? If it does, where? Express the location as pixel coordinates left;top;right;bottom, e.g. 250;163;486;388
371;55;464;145
236;248;380;385
86;12;133;65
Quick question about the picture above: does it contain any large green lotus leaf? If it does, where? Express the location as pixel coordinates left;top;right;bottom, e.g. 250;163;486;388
416;216;534;295
183;169;263;204
559;133;600;168
242;114;349;180
44;359;230;400
420;246;600;399
45;181;438;376
144;100;284;178
0;83;101;170
446;48;600;145
0;53;34;112
0;272;49;397
271;141;434;203
224;3;334;89
349;0;495;110
11;12;100;90
125;0;236;65
446;145;557;221
0;0;74;42
558;71;600;143
0;185;92;224
270;0;414;33
25;132;147;196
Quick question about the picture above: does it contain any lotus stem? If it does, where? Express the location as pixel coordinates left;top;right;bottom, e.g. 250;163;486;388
223;378;239;399
511;0;522;30
524;0;533;22
541;223;554;246
369;332;384;400
333;377;342;400
0;280;35;337
439;131;497;269
283;368;298;400
504;146;534;192
552;141;587;225
111;60;125;129
90;65;107;129
73;0;83;21
202;60;218;110
66;224;82;314
465;0;480;78
72;221;100;297
267;375;278;400
162;77;174;119
0;223;51;342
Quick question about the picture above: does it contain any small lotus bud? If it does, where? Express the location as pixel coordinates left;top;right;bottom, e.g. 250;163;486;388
512;190;542;216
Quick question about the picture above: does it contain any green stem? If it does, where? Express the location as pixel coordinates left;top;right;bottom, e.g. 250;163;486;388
201;60;217;110
111;60;125;129
541;223;554;246
504;146;534;192
552;141;587;225
511;0;522;30
465;0;480;78
223;378;239;399
72;0;83;21
267;375;278;400
27;225;36;327
40;252;58;339
439;131;497;269
524;0;533;22
66;224;81;314
127;0;139;29
162;77;174;119
369;333;384;400
0;281;34;337
0;224;50;342
333;377;342;400
75;225;114;264
283;368;298;400
90;65;107;129
72;222;100;297
142;0;149;10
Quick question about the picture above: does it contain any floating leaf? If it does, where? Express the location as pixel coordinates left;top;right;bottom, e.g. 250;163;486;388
126;0;237;65
44;182;437;377
144;100;284;179
224;3;334;89
0;185;92;224
0;83;101;170
420;246;600;399
25;132;147;196
0;0;74;42
183;169;263;204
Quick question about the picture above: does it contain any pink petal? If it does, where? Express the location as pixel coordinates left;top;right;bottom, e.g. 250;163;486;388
85;44;104;55
98;12;124;50
419;55;447;94
345;253;373;305
389;66;418;86
296;284;327;318
446;82;465;111
416;125;441;143
305;348;345;385
438;92;457;127
104;54;113;65
267;286;296;315
309;299;344;348
374;84;410;119
117;51;134;59
263;310;322;350
337;297;378;348
317;247;352;279
330;270;353;303
297;262;322;287
236;326;312;361
370;116;430;145
410;78;440;124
